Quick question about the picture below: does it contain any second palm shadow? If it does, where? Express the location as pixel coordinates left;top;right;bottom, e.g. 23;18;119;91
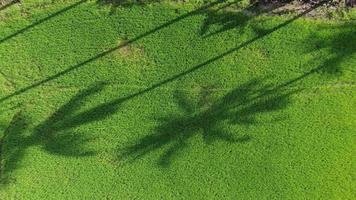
119;78;298;167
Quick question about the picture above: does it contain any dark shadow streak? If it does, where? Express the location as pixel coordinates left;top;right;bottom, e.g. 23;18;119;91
0;111;28;185
0;0;225;103
0;0;88;44
32;83;106;156
0;0;19;12
304;22;356;75
0;0;323;104
119;78;300;167
1;83;104;185
79;0;324;109
60;2;323;145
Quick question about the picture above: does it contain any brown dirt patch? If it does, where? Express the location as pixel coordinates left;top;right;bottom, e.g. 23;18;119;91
115;38;144;59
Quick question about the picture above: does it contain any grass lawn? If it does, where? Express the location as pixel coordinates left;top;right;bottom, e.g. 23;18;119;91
0;0;355;199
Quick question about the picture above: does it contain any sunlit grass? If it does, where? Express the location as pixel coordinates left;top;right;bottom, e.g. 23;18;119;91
0;0;355;199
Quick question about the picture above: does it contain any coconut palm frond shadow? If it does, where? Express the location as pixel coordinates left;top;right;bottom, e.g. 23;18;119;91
0;0;226;103
200;2;261;37
0;111;29;185
305;22;356;75
0;0;321;104
33;83;111;156
200;8;251;37
119;78;299;167
0;83;109;185
200;0;328;37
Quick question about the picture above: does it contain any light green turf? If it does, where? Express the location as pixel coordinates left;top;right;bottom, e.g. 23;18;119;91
0;0;355;199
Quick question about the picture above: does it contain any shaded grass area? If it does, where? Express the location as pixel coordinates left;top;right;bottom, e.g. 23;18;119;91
120;78;299;167
0;0;355;199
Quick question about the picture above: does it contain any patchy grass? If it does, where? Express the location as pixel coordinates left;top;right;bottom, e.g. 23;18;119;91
0;0;355;199
116;38;145;59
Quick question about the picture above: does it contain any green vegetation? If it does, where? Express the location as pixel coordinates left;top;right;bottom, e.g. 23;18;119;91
0;0;355;199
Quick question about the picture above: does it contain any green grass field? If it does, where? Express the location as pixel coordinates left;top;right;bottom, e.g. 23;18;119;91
0;0;355;199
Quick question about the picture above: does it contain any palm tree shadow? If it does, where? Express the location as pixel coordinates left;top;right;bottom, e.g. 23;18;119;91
119;78;298;167
199;0;297;38
0;0;323;104
200;2;258;37
0;111;29;186
33;82;111;156
0;83;111;186
304;22;356;76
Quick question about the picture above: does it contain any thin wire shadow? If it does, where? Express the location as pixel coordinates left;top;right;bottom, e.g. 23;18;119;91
0;0;323;104
0;0;226;103
75;0;325;108
0;0;88;44
0;0;19;12
0;0;333;173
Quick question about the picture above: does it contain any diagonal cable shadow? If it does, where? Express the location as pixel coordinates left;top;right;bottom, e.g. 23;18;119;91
0;0;347;183
0;0;19;12
0;0;325;104
51;0;327;112
0;0;88;44
0;0;226;103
